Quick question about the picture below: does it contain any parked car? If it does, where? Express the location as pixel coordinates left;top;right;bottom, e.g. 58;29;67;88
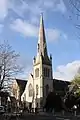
0;106;5;114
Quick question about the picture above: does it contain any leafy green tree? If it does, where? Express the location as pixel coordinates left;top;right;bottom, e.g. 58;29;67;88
72;75;80;85
70;75;80;96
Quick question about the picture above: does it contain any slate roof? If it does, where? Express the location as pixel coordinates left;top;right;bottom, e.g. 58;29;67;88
16;79;27;96
53;79;70;91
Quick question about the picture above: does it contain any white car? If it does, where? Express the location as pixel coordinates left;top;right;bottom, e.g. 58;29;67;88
0;106;5;114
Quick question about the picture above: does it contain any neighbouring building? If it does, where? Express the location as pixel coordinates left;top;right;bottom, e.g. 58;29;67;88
12;78;27;108
53;79;70;96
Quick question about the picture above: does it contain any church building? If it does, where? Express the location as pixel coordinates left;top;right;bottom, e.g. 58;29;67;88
21;14;53;109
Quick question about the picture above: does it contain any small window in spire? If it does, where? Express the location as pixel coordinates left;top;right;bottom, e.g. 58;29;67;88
38;43;39;52
44;42;46;49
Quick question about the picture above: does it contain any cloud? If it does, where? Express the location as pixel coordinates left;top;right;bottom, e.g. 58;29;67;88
9;0;29;17
46;29;61;42
0;0;66;22
10;18;67;41
0;0;9;20
10;19;38;37
55;0;66;13
0;0;29;20
54;60;80;81
16;59;80;81
46;29;67;42
43;0;66;13
8;0;66;25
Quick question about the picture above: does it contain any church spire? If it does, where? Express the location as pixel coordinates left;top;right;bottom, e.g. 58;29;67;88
37;14;48;57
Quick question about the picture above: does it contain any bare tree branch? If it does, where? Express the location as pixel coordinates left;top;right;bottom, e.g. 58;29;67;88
63;0;80;38
0;41;23;91
69;0;80;13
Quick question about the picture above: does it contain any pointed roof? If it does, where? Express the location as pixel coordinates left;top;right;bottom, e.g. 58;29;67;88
16;79;27;96
38;14;48;57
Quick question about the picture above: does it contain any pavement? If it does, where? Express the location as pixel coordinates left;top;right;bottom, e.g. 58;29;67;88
19;112;80;120
0;111;80;120
19;111;80;120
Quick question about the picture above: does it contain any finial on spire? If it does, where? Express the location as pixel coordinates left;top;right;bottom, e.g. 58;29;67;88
40;12;44;26
40;12;43;16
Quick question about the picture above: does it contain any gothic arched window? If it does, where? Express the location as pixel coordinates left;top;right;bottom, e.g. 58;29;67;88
24;93;26;101
35;68;39;77
36;85;39;95
47;69;50;77
45;84;49;96
43;68;46;76
45;68;47;77
44;68;50;78
28;84;33;97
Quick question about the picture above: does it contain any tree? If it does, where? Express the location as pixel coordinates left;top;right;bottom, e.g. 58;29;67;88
72;75;80;85
70;75;80;96
63;0;80;30
63;0;80;39
62;75;80;110
44;92;64;112
0;41;23;91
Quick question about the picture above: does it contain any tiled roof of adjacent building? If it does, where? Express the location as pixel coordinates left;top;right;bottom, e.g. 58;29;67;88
53;78;71;91
16;79;27;96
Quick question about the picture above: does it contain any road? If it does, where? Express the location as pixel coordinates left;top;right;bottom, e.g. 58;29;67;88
20;113;80;120
0;112;80;120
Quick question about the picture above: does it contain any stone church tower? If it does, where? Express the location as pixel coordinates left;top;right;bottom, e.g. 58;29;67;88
33;14;53;108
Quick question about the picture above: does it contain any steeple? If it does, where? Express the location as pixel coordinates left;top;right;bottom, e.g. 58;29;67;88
37;14;48;57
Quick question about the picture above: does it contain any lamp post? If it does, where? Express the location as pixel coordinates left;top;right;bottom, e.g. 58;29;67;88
7;96;11;113
73;105;77;116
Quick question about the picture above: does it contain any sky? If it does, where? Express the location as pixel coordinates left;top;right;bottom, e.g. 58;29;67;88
0;0;80;81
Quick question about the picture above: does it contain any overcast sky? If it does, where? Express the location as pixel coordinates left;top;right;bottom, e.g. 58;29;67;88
0;0;80;81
